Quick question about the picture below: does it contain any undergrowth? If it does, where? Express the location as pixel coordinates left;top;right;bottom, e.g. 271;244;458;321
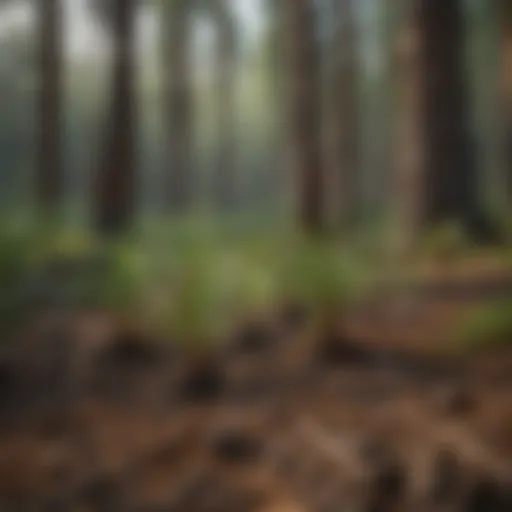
455;300;512;351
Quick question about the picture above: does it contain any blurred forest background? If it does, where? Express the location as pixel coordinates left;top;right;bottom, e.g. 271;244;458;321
0;0;506;236
2;0;512;351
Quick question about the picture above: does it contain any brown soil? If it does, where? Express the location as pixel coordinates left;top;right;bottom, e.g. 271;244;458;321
1;278;512;511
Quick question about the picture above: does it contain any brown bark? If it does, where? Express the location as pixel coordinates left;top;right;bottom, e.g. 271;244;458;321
420;0;478;228
212;0;237;211
500;0;512;203
282;0;324;233
394;0;425;252
395;0;480;241
95;0;136;234
36;0;63;215
162;0;193;213
327;0;360;227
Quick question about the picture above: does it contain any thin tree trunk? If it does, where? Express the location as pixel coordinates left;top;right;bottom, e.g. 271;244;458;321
500;0;512;205
394;0;425;253
162;0;193;213
212;0;237;211
327;0;360;228
36;0;62;215
95;0;136;234
282;0;324;233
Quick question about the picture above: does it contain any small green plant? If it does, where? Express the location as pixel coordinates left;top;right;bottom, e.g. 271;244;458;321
0;222;37;333
455;300;512;351
277;237;371;326
166;244;244;349
0;223;32;290
233;238;280;319
421;220;470;263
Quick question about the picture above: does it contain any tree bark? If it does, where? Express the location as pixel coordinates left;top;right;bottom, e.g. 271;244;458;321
500;0;512;204
36;0;63;215
212;0;237;211
95;0;136;234
327;0;360;227
282;0;324;233
162;0;193;213
421;0;479;228
395;0;480;240
394;0;425;252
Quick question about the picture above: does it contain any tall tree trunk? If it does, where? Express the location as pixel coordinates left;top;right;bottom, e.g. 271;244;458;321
212;0;237;211
421;0;479;229
95;0;136;234
394;0;425;252
327;0;360;227
500;0;512;205
37;0;62;215
395;0;480;240
162;0;193;213
282;0;324;233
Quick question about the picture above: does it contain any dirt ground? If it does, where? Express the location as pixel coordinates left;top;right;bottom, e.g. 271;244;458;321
1;276;512;511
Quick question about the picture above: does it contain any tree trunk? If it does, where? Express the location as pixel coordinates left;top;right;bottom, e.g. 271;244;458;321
36;0;62;215
95;0;136;235
212;0;237;211
421;0;479;229
393;0;425;253
162;0;193;213
395;0;480;240
500;0;512;205
327;0;360;228
282;0;324;233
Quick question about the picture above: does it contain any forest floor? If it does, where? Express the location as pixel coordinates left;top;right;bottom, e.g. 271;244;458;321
1;260;512;511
